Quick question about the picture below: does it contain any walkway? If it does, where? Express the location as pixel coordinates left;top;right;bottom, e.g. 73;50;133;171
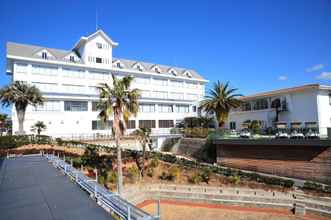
0;155;112;220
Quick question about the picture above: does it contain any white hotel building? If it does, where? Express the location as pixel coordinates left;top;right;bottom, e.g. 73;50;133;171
227;84;331;137
6;30;207;137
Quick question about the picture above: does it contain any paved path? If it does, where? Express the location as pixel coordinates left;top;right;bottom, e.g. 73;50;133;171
0;155;112;220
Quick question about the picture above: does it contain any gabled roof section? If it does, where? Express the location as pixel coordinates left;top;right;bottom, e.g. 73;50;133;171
73;29;118;51
150;64;161;73
7;42;84;64
183;70;192;78
32;48;56;59
112;59;125;68
132;62;145;71
168;68;178;76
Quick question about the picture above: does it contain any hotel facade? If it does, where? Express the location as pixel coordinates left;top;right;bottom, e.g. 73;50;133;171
227;84;331;137
6;30;207;137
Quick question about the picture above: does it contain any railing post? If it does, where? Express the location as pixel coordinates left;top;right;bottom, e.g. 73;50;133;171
71;159;73;167
157;199;161;220
128;206;131;220
94;168;98;198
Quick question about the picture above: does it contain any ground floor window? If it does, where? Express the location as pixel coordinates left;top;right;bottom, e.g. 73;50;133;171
92;120;112;130
159;120;174;128
230;121;236;130
127;120;136;129
139;120;156;129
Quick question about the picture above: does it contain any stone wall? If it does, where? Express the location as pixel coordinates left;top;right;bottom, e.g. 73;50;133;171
215;141;331;184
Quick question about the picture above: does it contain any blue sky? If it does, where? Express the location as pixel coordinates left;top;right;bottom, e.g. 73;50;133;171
0;0;330;113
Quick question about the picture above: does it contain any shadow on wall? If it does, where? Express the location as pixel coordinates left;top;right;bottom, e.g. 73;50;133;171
160;137;217;163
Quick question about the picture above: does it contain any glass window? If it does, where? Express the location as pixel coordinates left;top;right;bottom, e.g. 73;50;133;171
127;120;136;129
34;101;61;111
134;77;150;85
329;93;331;105
139;104;155;113
176;105;189;113
32;65;57;76
15;63;28;73
42;52;47;59
170;92;184;100
153;78;168;86
158;104;173;113
139;120;156;129
140;90;151;98
64;101;88;111
62;68;85;78
152;91;168;99
159;120;174;128
96;43;102;49
96;57;102;63
170;80;183;87
230;121;236;130
32;82;58;93
92;120;112;130
241;102;251;111
69;56;75;62
186;93;198;101
253;99;268;110
92;102;98;111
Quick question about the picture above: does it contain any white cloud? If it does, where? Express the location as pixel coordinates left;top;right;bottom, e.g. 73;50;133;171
306;64;325;72
278;75;288;81
316;72;331;80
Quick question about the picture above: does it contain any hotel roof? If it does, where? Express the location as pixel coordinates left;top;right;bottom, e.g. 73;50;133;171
7;40;205;80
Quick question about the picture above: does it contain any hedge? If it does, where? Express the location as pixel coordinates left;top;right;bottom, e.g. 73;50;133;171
0;135;52;149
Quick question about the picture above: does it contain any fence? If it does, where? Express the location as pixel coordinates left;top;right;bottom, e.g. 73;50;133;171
45;153;159;220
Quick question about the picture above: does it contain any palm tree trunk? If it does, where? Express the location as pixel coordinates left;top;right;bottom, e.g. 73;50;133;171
141;144;145;177
114;108;123;195
16;107;26;135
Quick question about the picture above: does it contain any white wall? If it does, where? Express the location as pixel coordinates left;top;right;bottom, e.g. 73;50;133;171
317;90;331;136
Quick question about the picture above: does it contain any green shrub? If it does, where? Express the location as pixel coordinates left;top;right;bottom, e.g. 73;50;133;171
160;171;168;180
56;138;64;146
229;175;241;185
303;181;323;191
149;158;159;168
0;135;52;149
127;166;140;183
189;172;202;184
200;168;211;184
146;167;154;177
98;175;106;185
168;166;180;181
107;171;117;184
72;157;82;168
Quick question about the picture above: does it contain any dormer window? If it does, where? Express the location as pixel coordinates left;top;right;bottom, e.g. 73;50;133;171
184;71;192;78
133;63;144;71
169;68;177;76
42;52;47;59
117;62;122;68
152;66;161;73
69;56;75;62
96;43;102;49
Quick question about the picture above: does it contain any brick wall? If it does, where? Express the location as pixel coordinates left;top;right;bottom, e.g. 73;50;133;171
216;144;331;184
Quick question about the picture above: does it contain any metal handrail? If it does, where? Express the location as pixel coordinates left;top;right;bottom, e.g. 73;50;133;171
45;154;157;220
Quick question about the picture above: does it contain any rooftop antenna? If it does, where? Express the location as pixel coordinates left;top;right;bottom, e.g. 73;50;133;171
95;7;99;31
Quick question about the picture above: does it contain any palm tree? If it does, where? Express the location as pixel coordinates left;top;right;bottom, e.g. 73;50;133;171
200;81;242;128
133;128;152;177
97;74;140;195
0;81;43;134
0;113;7;136
31;121;47;135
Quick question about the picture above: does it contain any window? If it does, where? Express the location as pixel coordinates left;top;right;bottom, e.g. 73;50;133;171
139;120;156;129
140;90;151;98
62;68;85;78
329;93;331;105
32;82;58;93
92;120;112;130
69;56;75;62
96;57;102;63
159;120;174;128
171;80;183;87
153;78;168;86
134;77;150;85
186;82;197;89
176;105;189;113
253;99;268;110
127;120;136;129
62;84;85;94
230;121;236;130
117;62;122;68
15;63;28;73
170;92;184;100
186;93;198;101
152;91;168;99
139;104;155;113
92;102;98;111
42;52;47;59
64;101;88;111
32;65;57;76
89;71;109;80
34;101;61;111
158;104;173;113
192;106;197;112
241;102;251;111
96;43;102;49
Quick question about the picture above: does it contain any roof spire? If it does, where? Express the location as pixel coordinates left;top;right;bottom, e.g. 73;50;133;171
95;6;99;31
